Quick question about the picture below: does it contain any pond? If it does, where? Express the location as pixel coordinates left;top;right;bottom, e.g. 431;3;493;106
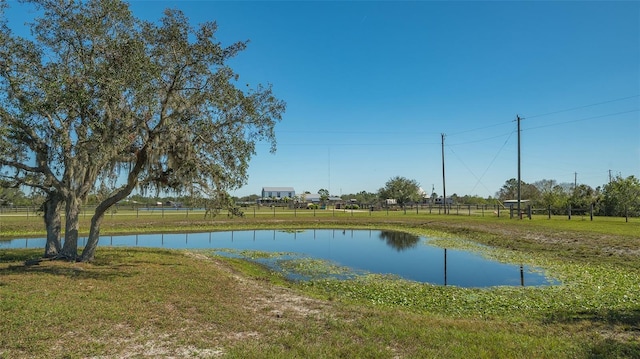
1;229;557;287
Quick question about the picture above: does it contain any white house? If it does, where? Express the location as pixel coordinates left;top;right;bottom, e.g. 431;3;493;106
261;187;295;200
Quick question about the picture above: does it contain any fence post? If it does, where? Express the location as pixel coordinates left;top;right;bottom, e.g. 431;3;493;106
568;206;571;220
590;204;593;221
548;205;551;220
468;205;471;216
497;205;500;217
527;205;532;219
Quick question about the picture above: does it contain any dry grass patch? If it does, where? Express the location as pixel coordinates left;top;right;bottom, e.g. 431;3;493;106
0;248;341;358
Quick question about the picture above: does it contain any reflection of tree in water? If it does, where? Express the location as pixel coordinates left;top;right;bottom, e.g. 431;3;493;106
378;231;420;251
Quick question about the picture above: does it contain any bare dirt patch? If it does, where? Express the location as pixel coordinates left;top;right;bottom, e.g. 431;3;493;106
185;251;333;321
79;251;335;359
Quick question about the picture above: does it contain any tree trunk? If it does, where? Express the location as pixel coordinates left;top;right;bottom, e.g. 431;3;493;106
43;192;63;258
79;211;105;262
79;144;148;262
79;182;137;261
60;195;81;260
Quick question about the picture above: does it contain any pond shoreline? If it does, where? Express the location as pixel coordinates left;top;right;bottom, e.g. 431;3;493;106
2;228;558;288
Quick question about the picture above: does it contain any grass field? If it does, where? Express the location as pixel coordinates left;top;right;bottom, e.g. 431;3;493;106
1;209;639;358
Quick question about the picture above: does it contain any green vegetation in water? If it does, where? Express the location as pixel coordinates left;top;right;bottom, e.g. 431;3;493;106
204;242;639;328
424;237;557;280
277;257;368;280
209;248;368;281
211;248;296;260
298;258;640;323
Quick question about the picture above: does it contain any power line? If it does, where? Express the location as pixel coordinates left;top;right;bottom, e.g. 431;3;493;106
447;120;513;136
523;109;639;131
448;146;498;197
268;95;638;150
276;95;638;140
468;130;515;196
277;129;439;136
269;108;635;148
447;130;515;146
524;95;640;119
272;141;441;147
273;106;635;147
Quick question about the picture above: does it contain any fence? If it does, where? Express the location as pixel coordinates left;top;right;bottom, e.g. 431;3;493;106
0;203;635;223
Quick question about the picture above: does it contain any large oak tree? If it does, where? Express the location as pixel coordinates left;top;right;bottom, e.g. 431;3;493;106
603;175;640;219
378;176;422;209
0;0;285;261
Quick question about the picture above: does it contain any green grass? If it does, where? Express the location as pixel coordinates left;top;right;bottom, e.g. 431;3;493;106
1;210;639;358
0;248;615;359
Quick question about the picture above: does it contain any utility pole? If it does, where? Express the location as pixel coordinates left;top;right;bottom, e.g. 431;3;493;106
441;133;447;214
609;169;612;183
517;115;521;219
574;172;577;189
328;148;331;196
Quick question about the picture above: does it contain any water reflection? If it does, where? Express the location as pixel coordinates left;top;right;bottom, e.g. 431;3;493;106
444;248;448;286
0;229;557;288
378;231;420;251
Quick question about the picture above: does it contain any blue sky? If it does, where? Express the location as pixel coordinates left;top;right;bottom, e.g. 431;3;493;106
7;1;640;198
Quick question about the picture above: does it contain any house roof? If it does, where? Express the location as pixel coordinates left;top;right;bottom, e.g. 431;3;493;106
262;187;295;192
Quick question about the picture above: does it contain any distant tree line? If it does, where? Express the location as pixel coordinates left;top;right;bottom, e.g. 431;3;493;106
494;175;640;217
338;175;640;217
